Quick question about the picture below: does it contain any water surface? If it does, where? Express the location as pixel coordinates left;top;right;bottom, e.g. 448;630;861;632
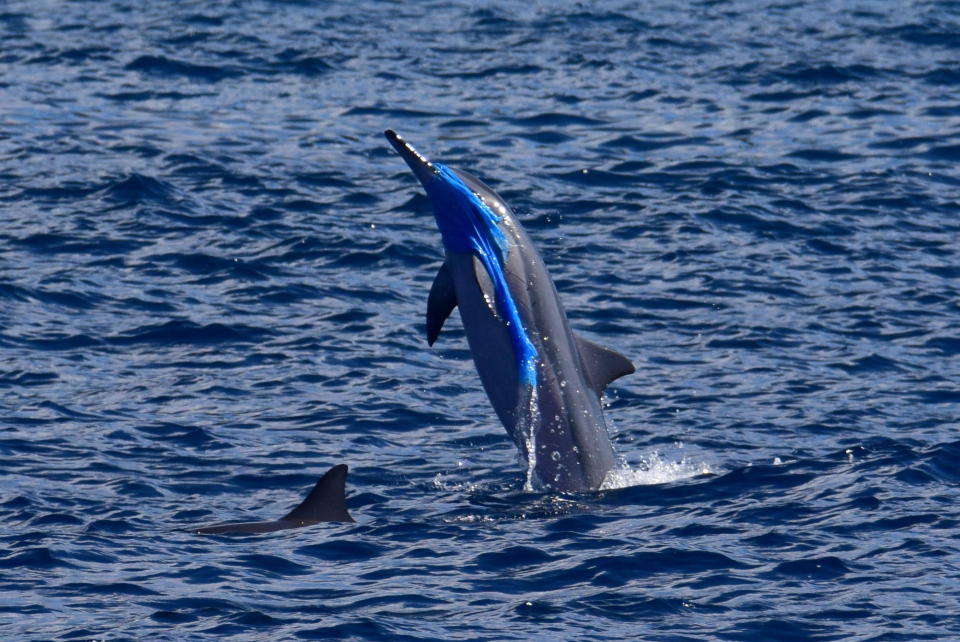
2;1;959;639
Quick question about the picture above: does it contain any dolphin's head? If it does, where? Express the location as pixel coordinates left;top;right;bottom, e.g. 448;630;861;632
385;129;438;187
385;130;511;257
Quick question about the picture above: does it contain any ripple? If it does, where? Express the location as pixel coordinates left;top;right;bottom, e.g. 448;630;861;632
125;55;241;81
108;321;275;346
787;149;863;162
99;173;176;204
0;548;79;570
771;556;853;580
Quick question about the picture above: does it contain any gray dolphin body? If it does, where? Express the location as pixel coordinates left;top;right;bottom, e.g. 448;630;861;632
195;464;354;534
385;130;634;493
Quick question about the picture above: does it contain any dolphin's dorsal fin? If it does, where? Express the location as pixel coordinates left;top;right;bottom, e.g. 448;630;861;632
426;262;458;346
282;464;354;523
575;335;635;397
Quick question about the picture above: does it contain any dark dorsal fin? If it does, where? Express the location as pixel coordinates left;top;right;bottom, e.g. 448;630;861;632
426;262;457;346
282;464;354;523
575;335;635;397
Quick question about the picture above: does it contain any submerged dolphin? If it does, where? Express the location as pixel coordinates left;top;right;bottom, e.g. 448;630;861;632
195;464;354;534
385;130;634;493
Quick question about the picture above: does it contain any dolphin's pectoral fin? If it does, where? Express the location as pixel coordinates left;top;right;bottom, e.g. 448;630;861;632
427;262;458;346
472;254;501;320
575;335;635;396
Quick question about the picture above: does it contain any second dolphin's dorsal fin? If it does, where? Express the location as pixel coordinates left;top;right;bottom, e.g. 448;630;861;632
282;464;354;523
575;335;635;397
426;262;458;346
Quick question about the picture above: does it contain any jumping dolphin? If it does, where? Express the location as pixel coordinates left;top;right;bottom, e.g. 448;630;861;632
385;130;634;493
195;464;354;534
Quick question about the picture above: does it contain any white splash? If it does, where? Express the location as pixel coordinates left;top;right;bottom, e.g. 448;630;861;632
432;472;483;494
600;448;713;490
516;384;541;493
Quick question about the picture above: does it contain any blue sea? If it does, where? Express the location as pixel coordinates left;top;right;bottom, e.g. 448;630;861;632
2;1;959;639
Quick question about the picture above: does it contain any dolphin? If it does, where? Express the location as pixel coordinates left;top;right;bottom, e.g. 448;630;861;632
385;130;634;493
194;464;354;534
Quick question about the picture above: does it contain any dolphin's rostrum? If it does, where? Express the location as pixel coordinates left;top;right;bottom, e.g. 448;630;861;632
195;464;354;534
386;130;634;493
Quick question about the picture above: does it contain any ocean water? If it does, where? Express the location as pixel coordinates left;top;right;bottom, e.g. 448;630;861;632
2;0;959;639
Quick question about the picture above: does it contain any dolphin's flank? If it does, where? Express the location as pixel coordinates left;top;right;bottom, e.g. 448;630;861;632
385;130;634;493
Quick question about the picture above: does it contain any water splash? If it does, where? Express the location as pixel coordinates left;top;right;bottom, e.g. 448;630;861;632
516;384;541;492
600;449;713;489
432;461;484;493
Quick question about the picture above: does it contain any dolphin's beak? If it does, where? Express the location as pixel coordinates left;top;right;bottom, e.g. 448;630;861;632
385;130;437;188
